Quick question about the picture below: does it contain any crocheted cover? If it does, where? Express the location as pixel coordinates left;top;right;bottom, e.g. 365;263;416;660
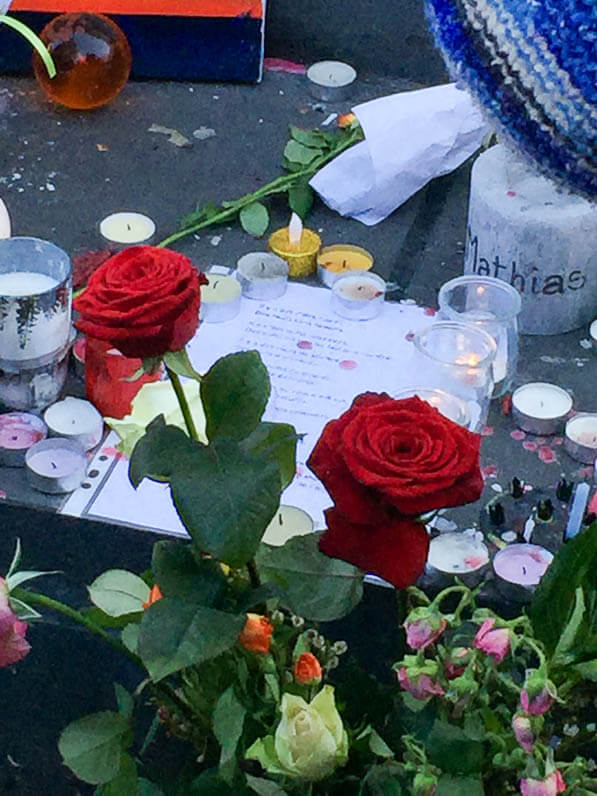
424;0;597;200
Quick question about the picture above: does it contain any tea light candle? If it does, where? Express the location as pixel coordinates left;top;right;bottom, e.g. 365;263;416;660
511;382;573;435
0;198;11;239
99;212;156;248
317;244;374;287
199;274;241;323
393;387;471;427
307;60;357;102
493;543;553;588
44;397;104;451
25;438;87;494
263;505;314;546
0;412;47;467
268;220;321;279
564;414;597;464
331;272;386;320
590;319;597;347
427;531;490;575
236;252;289;299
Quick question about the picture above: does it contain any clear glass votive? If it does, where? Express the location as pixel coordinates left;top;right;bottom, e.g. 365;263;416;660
412;321;497;432
437;275;521;397
392;386;471;429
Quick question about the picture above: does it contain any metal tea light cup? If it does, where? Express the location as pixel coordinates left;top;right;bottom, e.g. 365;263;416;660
438;275;521;397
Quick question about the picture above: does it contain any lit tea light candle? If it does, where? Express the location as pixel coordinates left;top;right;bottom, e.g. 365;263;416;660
317;244;374;287
393;387;471;427
0;412;47;467
25;437;87;494
263;505;314;546
493;543;553;596
44;397;104;451
268;216;321;279
199;274;241;323
511;382;573;435
99;212;156;248
425;530;489;588
331;272;386;320
564;413;597;464
236;252;289;299
0;198;11;239
306;60;357;102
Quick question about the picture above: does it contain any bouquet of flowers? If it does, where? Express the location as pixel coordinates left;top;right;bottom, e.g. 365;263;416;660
1;245;596;794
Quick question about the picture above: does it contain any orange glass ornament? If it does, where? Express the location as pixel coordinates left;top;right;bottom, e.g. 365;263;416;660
32;13;131;110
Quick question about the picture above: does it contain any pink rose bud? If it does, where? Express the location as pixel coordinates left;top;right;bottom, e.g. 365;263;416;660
398;667;445;701
473;618;510;663
0;576;14;636
512;714;534;754
404;610;448;650
0;618;31;667
521;670;557;716
520;769;566;795
443;647;471;680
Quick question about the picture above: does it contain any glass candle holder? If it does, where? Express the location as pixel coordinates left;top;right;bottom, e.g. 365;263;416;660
412;321;497;432
437;275;521;397
392;386;471;428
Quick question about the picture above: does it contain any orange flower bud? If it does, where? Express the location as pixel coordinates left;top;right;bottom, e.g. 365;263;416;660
238;613;274;654
143;584;163;610
337;112;357;129
293;652;323;685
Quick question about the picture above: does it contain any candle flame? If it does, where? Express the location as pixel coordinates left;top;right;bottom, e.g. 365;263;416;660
455;353;481;367
288;212;303;245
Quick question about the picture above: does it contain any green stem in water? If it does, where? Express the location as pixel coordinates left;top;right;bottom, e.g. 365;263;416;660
165;364;199;441
0;15;56;78
156;128;363;249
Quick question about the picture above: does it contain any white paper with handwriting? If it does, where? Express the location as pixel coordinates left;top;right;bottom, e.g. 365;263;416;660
62;283;432;534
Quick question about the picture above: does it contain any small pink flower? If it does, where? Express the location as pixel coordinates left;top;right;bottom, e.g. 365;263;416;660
512;714;534;754
404;616;447;650
397;668;445;700
520;769;566;795
0;577;14;635
521;687;554;716
0;619;30;667
473;618;510;663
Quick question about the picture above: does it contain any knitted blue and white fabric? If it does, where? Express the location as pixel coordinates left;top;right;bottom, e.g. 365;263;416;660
424;0;597;200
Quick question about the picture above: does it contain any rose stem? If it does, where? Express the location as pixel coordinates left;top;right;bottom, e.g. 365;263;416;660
165;364;199;441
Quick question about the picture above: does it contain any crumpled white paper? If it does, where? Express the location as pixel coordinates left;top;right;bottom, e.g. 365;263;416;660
310;83;489;226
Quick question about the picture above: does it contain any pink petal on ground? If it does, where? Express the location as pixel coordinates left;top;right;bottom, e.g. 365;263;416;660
553;437;564;445
101;446;127;461
481;464;498;479
523;441;538;452
339;360;357;370
511;429;526;440
263;57;307;74
297;340;313;350
481;426;494;436
538;447;556;463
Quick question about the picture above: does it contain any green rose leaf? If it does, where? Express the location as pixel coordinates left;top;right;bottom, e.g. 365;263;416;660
530;521;597;655
245;774;288;795
213;687;247;784
121;623;139;655
363;762;404;795
137;597;245;681
170;438;281;567
87;570;149;617
162;349;203;382
95;753;138;795
201;351;270;442
151;540;228;605
138;779;166;796
425;721;484;776
436;775;484;796
283;139;321;166
58;711;132;785
288;180;314;220
240;422;301;490
572;659;597;681
129;415;198;487
289;126;327;149
240;201;270;237
256;533;363;621
114;683;134;719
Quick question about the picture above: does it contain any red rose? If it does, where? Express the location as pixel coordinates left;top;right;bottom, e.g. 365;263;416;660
293;652;323;685
74;245;207;358
308;393;483;587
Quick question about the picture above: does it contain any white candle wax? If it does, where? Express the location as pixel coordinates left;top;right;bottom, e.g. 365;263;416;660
0;271;58;296
200;274;242;323
427;531;489;574
590;318;597;344
25;438;87;493
307;60;356;88
566;415;597;447
99;212;156;246
0;198;11;239
263;505;314;546
236;252;289;300
493;543;553;586
512;383;573;419
0;412;47;466
28;448;82;477
331;273;386;320
44;397;104;451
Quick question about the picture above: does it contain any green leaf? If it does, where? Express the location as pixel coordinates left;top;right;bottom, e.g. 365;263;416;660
121;623;139;654
436;775;484;796
239;422;301;490
245;774;288;796
201;351;270;442
283;140;321;166
163;349;203;382
368;728;394;759
256;533;363;621
129;415;197;488
180;200;221;230
58;711;131;785
288;181;314;220
137;598;245;681
87;570;149;617
289;126;327;149
95;753;138;795
425;721;484;776
140;356;163;376
213;687;246;784
170;438;281;567
138;779;166;796
240;202;270;237
264;672;280;704
530;522;597;654
151;541;228;605
114;683;134;719
362;763;404;795
572;659;597;681
553;587;586;666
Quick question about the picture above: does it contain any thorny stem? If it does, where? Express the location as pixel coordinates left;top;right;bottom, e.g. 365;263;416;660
156;128;363;249
165;364;199;441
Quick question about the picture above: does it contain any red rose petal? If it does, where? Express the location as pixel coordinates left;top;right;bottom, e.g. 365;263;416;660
319;508;430;588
